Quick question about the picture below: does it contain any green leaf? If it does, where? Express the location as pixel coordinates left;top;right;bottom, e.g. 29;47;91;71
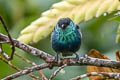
109;16;120;23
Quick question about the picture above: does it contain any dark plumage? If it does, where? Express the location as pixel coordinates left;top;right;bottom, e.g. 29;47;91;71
51;18;82;60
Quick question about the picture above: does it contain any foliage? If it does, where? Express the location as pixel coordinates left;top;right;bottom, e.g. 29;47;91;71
18;0;120;43
0;0;120;80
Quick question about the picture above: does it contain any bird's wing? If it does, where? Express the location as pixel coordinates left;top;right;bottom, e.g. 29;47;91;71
76;24;82;38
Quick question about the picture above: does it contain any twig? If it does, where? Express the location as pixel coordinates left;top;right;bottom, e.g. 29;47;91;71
0;33;54;61
2;53;120;79
15;53;36;65
0;16;15;60
0;41;9;44
28;75;40;80
15;53;48;80
0;45;11;60
71;72;120;80
39;70;48;80
2;63;49;80
0;56;40;80
1;33;120;79
1;33;120;69
0;56;20;71
49;64;67;80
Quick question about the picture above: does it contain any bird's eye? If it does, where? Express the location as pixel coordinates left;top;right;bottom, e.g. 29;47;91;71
67;22;69;25
65;21;70;25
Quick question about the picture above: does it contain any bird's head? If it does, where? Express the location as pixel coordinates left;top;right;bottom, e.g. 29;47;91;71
57;18;72;30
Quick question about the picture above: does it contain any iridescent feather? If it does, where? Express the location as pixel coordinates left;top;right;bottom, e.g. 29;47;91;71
51;18;82;58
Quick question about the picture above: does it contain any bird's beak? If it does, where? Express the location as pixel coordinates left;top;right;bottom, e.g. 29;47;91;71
61;24;64;28
61;24;65;29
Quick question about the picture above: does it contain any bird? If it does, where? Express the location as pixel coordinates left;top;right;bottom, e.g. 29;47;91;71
51;17;82;61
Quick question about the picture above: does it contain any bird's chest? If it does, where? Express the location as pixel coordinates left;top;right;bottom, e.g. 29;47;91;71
52;30;80;53
56;30;77;43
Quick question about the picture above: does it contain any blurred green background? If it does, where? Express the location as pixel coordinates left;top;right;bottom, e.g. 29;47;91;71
0;0;120;80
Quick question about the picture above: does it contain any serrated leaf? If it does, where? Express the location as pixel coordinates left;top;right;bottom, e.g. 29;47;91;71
18;0;120;44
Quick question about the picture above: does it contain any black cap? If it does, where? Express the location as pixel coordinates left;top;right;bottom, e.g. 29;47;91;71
58;17;71;29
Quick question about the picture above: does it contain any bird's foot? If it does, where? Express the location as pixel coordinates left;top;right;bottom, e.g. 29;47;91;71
75;53;79;61
55;54;59;63
55;57;58;63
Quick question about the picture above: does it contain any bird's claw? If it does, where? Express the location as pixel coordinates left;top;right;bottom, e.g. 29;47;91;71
75;53;79;61
55;54;59;63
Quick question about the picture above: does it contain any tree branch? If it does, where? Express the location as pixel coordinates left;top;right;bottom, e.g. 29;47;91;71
2;63;49;80
0;55;40;80
15;53;48;80
1;33;120;68
71;72;120;80
49;64;67;80
1;33;120;79
0;16;15;60
0;33;54;61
